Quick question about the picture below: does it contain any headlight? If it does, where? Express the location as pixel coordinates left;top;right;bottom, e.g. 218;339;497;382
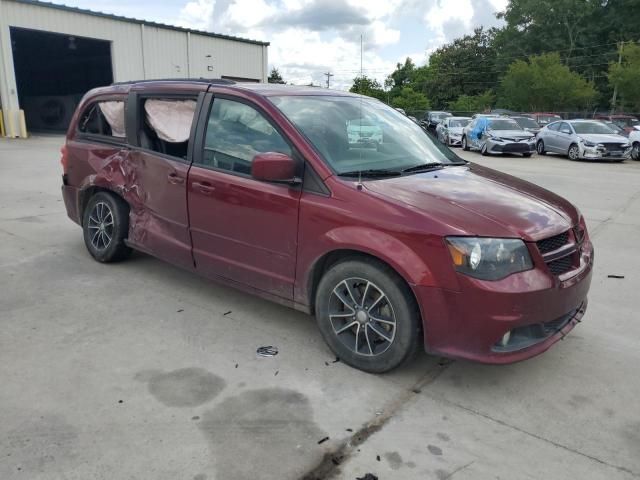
580;138;596;147
445;237;533;280
621;143;631;148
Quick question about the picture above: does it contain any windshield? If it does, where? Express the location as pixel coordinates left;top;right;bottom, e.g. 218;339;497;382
612;117;639;128
270;96;462;174
432;112;451;120
487;119;522;131
538;115;561;124
449;119;470;128
573;122;616;134
513;117;539;129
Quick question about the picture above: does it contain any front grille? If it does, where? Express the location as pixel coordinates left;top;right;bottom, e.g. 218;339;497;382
502;143;531;153
548;256;573;275
601;143;625;150
537;232;569;254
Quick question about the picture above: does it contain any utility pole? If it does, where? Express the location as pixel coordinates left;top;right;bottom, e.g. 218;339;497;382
610;41;624;114
324;71;334;89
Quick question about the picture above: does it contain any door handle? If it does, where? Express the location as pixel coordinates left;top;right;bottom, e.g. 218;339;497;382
192;181;215;195
168;172;185;185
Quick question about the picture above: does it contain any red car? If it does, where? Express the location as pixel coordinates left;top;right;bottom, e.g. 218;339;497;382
61;80;593;372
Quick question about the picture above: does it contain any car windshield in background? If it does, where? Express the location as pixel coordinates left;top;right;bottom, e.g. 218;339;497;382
450;119;470;128
513;117;539;128
270;96;463;175
539;115;561;123
573;122;616;134
488;119;522;130
613;118;639;128
433;113;451;120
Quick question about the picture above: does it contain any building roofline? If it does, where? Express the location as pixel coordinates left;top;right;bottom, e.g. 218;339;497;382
8;0;270;46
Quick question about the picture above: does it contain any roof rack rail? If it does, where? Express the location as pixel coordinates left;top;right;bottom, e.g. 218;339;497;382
111;78;236;86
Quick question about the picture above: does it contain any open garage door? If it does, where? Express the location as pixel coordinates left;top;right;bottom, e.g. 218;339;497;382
10;27;113;133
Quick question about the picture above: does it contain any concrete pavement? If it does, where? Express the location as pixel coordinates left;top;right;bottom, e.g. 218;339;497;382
1;136;639;480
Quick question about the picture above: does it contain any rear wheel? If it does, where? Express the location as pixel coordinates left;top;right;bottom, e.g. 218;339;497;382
315;258;421;373
462;136;469;151
536;140;546;155
568;143;580;160
83;191;132;263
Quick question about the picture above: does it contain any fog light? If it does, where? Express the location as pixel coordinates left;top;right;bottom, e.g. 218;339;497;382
500;331;511;347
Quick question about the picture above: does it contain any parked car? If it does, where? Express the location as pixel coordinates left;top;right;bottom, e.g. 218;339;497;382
347;118;383;146
61;80;593;373
510;115;541;135
531;112;562;126
423;111;452;133
629;129;640;160
594;114;640;134
462;116;536;156
536;120;631;161
435;116;471;146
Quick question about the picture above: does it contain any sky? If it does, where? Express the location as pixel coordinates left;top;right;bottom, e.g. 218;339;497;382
50;0;509;89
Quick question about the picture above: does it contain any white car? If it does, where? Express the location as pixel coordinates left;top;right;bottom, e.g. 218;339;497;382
435;116;471;146
630;129;640;160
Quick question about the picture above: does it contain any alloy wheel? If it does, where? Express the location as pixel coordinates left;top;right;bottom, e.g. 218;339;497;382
537;141;545;154
568;145;579;160
632;143;640;161
328;278;397;357
87;201;114;250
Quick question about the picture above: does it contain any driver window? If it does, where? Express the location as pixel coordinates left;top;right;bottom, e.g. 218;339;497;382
202;98;291;175
560;122;572;134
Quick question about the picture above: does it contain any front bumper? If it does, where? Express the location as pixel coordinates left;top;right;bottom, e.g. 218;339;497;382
415;239;593;364
487;139;536;154
580;145;631;161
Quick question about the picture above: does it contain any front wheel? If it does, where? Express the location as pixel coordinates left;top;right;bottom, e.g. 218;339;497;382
83;191;132;263
568;143;580;161
481;143;489;156
632;142;640;161
462;136;469;151
314;258;421;373
536;140;546;155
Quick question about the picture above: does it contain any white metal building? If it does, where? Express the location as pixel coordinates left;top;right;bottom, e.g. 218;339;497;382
0;0;269;135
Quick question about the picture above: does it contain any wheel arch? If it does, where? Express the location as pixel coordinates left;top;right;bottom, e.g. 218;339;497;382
78;184;129;223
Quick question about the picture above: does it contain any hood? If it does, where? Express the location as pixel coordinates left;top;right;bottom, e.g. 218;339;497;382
488;129;534;139
364;164;578;240
577;133;629;144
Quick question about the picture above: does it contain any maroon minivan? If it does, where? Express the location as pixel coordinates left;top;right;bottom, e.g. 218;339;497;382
61;80;593;372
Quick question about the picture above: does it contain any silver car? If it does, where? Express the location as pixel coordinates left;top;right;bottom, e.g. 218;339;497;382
435;116;471;146
461;117;536;156
536;120;632;161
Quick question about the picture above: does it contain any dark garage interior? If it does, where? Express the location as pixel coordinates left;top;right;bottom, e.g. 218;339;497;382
10;27;113;132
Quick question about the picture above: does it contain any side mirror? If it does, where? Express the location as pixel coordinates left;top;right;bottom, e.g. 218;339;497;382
251;152;301;185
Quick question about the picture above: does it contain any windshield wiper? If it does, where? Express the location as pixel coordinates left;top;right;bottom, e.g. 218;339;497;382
401;162;445;174
338;169;402;178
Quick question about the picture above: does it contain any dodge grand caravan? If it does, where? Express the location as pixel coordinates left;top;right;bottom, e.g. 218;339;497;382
61;79;593;373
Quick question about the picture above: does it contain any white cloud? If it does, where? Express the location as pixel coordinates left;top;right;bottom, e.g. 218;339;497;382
178;0;215;30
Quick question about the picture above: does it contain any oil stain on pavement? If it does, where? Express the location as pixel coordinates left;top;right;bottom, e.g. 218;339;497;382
198;388;326;480
142;368;226;408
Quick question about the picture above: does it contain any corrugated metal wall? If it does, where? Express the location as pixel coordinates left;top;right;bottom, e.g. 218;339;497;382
0;0;268;134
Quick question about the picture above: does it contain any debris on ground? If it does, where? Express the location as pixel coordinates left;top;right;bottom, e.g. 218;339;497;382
317;436;330;445
274;370;279;376
223;310;232;315
257;346;278;357
608;274;625;279
346;428;353;432
356;474;378;480
376;455;381;461
176;309;184;313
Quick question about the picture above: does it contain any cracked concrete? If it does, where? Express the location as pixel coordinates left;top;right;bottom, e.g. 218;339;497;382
1;136;639;480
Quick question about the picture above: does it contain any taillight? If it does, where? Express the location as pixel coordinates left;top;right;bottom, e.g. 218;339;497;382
60;145;68;173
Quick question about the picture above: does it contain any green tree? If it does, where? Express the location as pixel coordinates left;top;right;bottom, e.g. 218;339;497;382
349;76;386;101
449;90;496;114
499;53;597;111
391;87;431;113
609;42;640;111
267;67;285;84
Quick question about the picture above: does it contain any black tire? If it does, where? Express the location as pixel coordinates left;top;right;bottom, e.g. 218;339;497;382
568;143;580;161
481;143;489;156
536;140;546;155
82;191;132;263
632;142;640;161
523;152;532;158
314;258;421;373
462;136;469;151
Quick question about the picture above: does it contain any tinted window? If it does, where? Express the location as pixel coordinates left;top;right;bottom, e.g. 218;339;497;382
559;122;572;134
201;98;291;175
140;97;197;160
78;101;125;138
547;122;560;131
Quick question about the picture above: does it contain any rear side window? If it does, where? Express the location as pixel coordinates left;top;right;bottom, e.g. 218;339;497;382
200;98;291;175
78;101;125;138
139;97;197;160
